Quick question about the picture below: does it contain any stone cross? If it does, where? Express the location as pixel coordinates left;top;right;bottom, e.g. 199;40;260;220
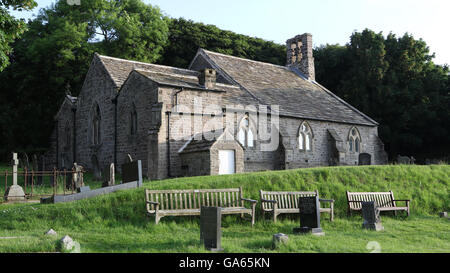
200;206;223;252
12;153;19;186
293;195;324;235
5;153;25;201
362;201;384;231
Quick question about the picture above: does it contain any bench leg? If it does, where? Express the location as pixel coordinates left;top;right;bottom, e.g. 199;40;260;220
330;203;334;221
155;215;162;224
251;203;256;227
251;204;256;227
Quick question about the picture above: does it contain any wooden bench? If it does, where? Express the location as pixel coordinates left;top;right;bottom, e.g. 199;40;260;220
259;190;335;222
145;187;257;225
346;191;410;216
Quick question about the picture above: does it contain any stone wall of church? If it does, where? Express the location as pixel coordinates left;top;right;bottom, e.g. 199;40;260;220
116;72;159;178
278;116;386;169
158;86;224;178
74;56;117;178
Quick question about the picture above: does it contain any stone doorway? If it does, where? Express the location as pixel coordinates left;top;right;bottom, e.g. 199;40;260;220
358;153;372;165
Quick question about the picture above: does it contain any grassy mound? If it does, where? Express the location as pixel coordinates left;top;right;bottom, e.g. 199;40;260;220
0;164;448;253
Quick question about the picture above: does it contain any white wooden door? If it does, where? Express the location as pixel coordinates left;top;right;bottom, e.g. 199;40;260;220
219;150;235;175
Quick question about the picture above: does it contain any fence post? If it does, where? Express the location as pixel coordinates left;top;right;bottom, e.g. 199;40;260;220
53;167;57;196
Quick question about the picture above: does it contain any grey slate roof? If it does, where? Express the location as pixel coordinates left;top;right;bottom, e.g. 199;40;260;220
96;51;378;126
96;53;200;88
197;49;378;126
179;130;225;154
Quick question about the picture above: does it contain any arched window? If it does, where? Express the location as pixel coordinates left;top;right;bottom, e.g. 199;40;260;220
238;116;255;148
130;103;138;135
348;127;361;153
298;122;313;151
92;104;101;145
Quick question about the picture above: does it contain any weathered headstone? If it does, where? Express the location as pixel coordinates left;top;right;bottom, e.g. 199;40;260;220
397;155;414;165
293;196;324;235
102;163;115;188
45;229;57;236
362;201;384;231
59;235;80;253
272;233;289;249
200;206;223;252
5;153;26;201
121;160;142;186
71;163;84;190
126;154;133;163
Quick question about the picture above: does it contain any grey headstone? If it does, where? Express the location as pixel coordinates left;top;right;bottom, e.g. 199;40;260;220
200;206;223;252
397;155;412;164
126;154;133;163
362;201;384;231
59;235;80;253
121;160;142;186
45;229;57;236
272;233;289;249
293;196;324;235
102;163;115;188
72;163;84;190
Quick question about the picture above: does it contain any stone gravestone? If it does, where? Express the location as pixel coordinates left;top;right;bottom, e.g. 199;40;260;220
397;155;412;164
358;153;372;166
293;196;324;235
200;206;223;252
71;163;84;190
5;153;26;201
361;201;384;231
126;154;133;163
121;160;142;186
102;163;115;188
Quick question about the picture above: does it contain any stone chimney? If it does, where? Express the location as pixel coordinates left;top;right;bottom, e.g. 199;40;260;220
286;33;315;80
199;68;216;89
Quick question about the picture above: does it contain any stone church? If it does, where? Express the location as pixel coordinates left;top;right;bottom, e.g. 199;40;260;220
45;33;388;180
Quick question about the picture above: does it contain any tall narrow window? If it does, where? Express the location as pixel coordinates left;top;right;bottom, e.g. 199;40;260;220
130;103;138;135
298;122;313;151
92;104;101;145
348;127;361;153
237;116;255;148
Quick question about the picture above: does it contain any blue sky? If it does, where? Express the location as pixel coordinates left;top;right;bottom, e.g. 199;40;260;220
10;0;450;65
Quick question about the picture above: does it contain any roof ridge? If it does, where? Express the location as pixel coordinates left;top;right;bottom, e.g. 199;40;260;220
134;68;200;79
97;54;198;74
201;49;288;70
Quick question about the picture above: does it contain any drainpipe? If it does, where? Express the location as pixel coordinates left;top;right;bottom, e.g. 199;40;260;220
72;107;77;163
166;111;171;178
55;120;59;169
112;95;118;168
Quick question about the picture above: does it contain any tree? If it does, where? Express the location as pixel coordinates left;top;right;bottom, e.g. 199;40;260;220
0;0;169;159
160;18;285;68
0;0;37;71
314;29;450;161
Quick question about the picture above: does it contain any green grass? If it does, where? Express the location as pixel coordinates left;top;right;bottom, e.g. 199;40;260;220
0;164;448;253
